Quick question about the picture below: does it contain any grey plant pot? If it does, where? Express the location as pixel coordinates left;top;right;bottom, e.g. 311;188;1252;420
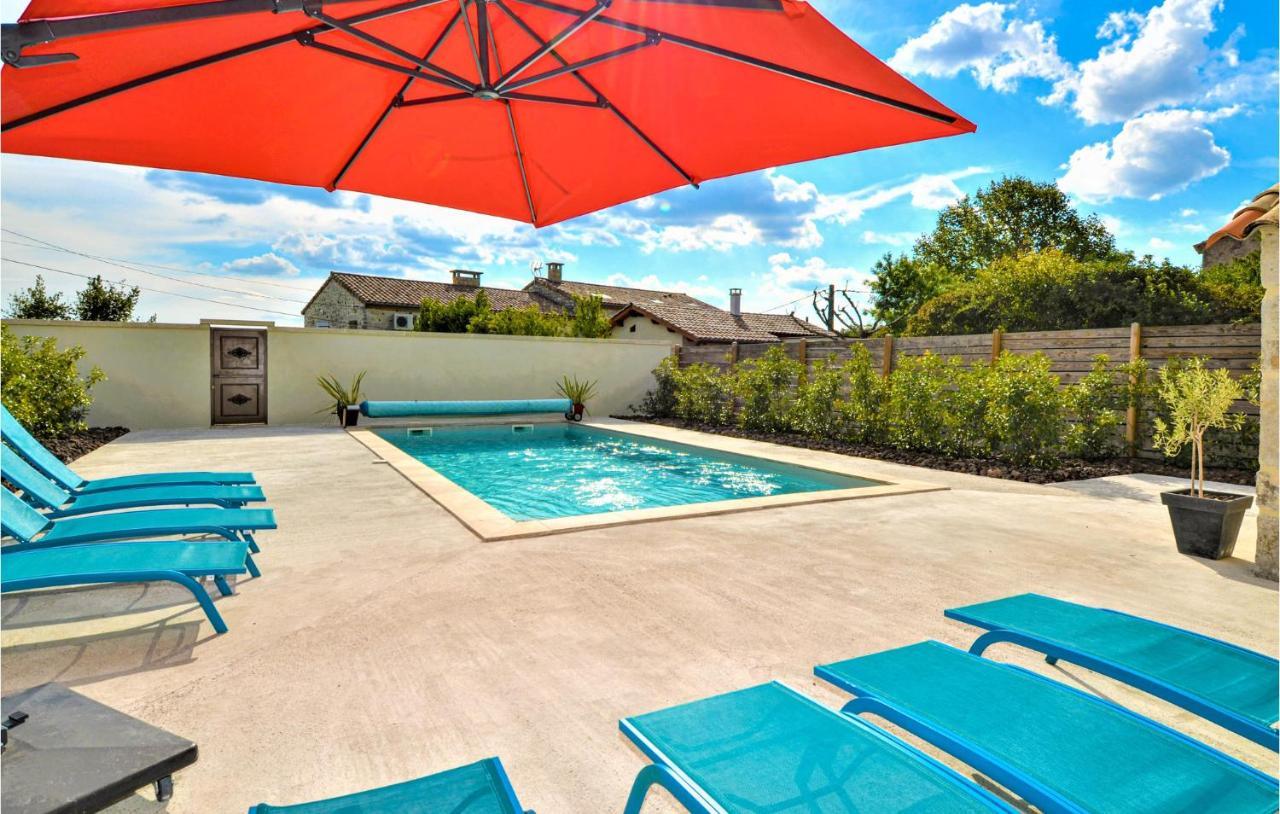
1160;489;1253;560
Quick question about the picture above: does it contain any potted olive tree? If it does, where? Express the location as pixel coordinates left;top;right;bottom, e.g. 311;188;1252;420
1153;357;1252;559
556;375;598;422
317;371;366;428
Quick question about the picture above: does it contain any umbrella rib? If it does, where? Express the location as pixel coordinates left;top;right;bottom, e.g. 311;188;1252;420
500;37;656;94
509;0;961;125
492;0;607;90
299;36;465;90
503;101;538;224
304;8;473;90
492;0;697;188
395;92;472;107
503;92;606;107
1;0;446;132
329;10;465;189
458;0;487;88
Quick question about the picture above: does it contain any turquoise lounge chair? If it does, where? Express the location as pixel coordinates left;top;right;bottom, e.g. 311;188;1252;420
2;488;273;566
247;757;531;813
946;593;1279;752
1;406;255;494
3;445;266;518
620;681;1012;813
1;540;252;634
816;641;1279;814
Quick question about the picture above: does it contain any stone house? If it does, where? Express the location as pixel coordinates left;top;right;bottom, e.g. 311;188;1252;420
1195;184;1276;269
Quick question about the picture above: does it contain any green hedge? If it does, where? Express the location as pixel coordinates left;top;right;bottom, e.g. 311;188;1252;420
641;346;1255;468
1;325;105;438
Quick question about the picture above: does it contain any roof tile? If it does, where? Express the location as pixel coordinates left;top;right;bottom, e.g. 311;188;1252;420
327;272;552;312
1198;184;1278;252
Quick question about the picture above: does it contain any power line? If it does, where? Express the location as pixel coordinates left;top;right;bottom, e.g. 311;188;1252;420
1;230;317;301
1;258;302;318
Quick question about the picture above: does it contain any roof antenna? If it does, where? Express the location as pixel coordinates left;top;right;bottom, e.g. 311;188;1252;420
530;260;544;279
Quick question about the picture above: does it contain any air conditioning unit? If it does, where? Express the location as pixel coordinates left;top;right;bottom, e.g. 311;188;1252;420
392;313;415;331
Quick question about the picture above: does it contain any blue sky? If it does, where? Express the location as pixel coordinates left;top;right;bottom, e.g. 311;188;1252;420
1;0;1275;325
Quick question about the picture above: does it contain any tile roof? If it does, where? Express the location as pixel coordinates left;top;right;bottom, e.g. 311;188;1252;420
739;311;836;338
319;271;554;312
1197;184;1278;252
610;300;781;343
526;278;708;311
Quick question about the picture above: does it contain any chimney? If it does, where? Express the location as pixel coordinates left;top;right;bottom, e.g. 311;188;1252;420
450;269;482;287
546;261;564;282
729;287;742;317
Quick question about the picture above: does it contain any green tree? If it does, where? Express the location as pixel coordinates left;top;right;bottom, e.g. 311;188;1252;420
4;275;73;320
75;275;142;321
870;176;1118;328
1152;357;1245;497
905;250;1261;336
0;325;106;438
415;290;492;333
569;294;611;338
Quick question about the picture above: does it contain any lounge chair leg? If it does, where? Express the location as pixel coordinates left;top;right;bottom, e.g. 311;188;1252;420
170;573;229;634
623;764;715;814
154;775;173;801
1045;655;1058;665
244;553;261;579
243;533;260;554
213;576;233;596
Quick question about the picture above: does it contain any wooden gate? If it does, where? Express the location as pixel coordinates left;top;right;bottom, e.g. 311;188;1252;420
210;328;267;425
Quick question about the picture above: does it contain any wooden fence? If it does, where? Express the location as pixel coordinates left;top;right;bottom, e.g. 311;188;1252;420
677;323;1262;463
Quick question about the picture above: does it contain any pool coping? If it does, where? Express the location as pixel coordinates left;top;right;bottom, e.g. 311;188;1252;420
347;418;947;541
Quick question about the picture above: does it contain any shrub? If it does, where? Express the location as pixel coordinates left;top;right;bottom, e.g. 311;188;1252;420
1152;356;1245;495
4;275;72;320
635;355;679;417
884;352;957;452
569;294;611;338
671;363;731;425
982;352;1065;465
417;290;492;333
791;356;845;437
840;345;889;444
0;325;105;438
729;346;801;432
471;304;564;336
1065;355;1124;459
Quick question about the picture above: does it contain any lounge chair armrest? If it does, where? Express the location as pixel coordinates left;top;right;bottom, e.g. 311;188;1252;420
622;764;726;814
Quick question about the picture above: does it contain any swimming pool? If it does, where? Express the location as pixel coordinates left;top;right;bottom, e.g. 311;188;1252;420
373;424;881;521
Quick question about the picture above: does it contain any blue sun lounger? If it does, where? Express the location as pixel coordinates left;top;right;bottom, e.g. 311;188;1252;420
1;540;252;634
3;445;266;518
816;641;1279;814
620;681;1012;814
247;757;531;813
2;488;273;566
2;406;255;494
946;593;1280;752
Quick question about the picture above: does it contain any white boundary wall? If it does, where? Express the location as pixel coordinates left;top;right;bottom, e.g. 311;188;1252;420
3;320;675;429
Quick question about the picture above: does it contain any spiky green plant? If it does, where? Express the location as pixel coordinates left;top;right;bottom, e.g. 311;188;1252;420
316;370;366;415
556;375;598;412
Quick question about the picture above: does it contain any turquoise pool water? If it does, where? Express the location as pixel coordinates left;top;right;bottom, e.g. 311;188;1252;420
375;424;879;521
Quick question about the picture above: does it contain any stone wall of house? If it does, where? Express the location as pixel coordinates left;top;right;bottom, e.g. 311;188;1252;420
303;280;369;329
1255;224;1277;580
1201;232;1261;269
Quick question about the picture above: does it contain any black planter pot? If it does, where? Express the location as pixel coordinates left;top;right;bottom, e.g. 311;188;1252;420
1160;489;1253;560
339;405;360;428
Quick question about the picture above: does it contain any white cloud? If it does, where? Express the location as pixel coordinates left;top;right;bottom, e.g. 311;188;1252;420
601;272;724;304
742;252;874;315
1148;237;1176;250
221;252;301;277
890;2;1070;92
1179;208;1199;217
1045;0;1271;124
1057;107;1237;202
861;230;917;246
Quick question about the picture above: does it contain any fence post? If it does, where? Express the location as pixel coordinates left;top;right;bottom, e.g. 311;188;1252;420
881;335;894;377
797;339;808;382
991;328;1003;362
1126;321;1142;456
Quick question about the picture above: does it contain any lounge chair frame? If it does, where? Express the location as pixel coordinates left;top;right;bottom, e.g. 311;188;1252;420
947;604;1280;752
817;653;1279;814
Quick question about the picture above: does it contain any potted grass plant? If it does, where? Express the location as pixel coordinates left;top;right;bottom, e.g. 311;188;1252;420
1152;357;1252;560
317;371;366;428
556;375;598;422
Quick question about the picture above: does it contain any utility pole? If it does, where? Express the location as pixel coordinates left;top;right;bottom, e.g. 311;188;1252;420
825;284;835;333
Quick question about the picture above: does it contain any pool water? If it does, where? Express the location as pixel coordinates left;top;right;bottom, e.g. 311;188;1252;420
375;424;879;521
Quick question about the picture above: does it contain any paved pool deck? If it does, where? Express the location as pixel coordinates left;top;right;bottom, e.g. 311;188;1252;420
2;423;1275;812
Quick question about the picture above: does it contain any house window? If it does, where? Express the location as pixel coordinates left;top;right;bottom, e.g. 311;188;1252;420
629;324;636;333
314;320;331;328
348;320;359;329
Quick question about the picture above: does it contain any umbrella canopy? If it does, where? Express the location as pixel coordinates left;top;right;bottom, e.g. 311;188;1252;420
1;0;975;226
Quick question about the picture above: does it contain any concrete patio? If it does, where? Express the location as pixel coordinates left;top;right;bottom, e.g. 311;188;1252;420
2;424;1275;812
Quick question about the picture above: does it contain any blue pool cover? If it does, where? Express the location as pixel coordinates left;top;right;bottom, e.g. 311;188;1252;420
361;399;572;417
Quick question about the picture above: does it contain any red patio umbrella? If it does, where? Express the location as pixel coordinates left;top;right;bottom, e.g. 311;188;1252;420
1;0;975;226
